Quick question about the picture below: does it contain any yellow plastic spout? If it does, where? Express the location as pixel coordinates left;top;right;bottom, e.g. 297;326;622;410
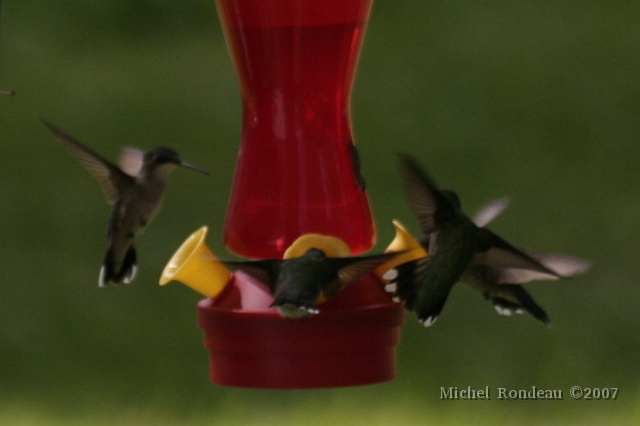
283;233;352;259
282;233;352;304
160;226;231;298
374;220;428;280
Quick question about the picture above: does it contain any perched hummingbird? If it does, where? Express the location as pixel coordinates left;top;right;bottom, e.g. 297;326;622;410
43;120;209;286
224;248;399;318
460;197;591;325
390;155;561;327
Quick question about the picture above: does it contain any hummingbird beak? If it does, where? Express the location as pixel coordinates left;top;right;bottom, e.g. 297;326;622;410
178;160;209;175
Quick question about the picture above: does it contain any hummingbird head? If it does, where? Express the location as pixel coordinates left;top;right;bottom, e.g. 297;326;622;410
441;189;461;210
303;248;328;260
143;146;209;176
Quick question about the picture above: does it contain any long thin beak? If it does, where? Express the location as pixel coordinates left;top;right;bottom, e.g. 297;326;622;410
179;160;209;175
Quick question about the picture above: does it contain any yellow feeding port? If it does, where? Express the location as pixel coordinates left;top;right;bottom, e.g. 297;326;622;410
374;220;428;280
160;226;231;298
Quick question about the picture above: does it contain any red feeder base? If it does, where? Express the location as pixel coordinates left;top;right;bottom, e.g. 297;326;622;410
197;272;405;388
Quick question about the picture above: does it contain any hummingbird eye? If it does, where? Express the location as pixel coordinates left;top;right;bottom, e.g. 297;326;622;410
147;147;181;165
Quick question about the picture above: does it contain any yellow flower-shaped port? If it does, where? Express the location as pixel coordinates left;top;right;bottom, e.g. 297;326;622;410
281;233;352;305
374;220;428;281
283;233;352;259
159;226;231;298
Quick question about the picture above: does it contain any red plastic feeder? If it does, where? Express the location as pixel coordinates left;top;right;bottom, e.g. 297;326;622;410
198;272;404;388
218;0;376;258
168;0;404;389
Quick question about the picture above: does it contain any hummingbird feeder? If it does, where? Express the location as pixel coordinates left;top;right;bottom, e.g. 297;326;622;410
161;0;423;388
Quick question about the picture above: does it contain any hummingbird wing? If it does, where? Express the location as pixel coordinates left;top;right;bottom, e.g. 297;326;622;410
480;251;590;284
524;251;591;278
465;248;591;286
487;267;560;284
330;252;400;287
119;147;145;177
399;154;456;235
472;197;510;228
222;259;280;292
43;120;134;205
472;228;561;276
301;252;400;301
465;263;559;288
471;199;590;279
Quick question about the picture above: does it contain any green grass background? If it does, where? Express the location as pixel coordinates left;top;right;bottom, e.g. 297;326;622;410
1;1;638;424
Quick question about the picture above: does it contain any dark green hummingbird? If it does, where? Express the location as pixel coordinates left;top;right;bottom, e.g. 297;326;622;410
224;248;399;318
43;120;209;286
391;155;561;327
460;197;590;325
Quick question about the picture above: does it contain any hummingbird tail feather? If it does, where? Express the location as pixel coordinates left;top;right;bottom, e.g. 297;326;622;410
121;245;138;284
99;244;138;286
415;289;451;328
388;258;429;310
271;302;318;319
385;258;450;327
492;285;550;326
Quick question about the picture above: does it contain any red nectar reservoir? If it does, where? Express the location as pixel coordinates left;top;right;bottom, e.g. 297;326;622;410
218;0;376;258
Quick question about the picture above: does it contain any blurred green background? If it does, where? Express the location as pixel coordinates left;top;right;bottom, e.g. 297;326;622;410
1;0;638;424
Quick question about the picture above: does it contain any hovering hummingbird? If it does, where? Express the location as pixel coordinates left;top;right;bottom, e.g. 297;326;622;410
43;120;209;286
390;155;561;327
224;248;399;318
459;197;591;325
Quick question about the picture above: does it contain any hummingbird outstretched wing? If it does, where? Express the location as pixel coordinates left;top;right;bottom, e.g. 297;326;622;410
472;228;561;276
472;197;511;228
223;259;281;292
42;120;134;205
513;251;591;280
326;252;400;297
483;266;559;285
398;154;456;236
470;198;590;280
470;251;590;285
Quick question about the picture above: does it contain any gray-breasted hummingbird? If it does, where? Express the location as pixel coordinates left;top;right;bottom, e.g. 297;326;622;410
224;248;399;318
43;120;208;286
391;155;561;327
